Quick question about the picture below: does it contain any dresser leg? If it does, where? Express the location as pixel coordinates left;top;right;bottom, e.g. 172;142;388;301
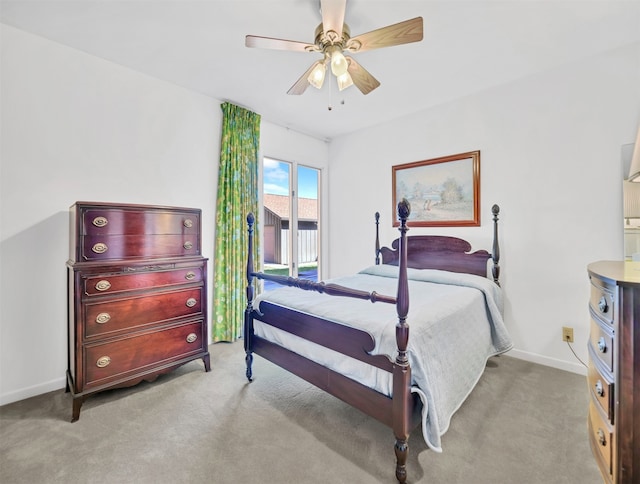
202;353;211;372
71;396;84;423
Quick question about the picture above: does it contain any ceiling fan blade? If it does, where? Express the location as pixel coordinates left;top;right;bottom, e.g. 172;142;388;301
287;61;322;95
346;57;380;95
320;0;346;40
245;35;318;53
346;17;423;53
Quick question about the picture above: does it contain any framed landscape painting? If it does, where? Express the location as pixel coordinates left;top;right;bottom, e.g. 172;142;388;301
392;151;480;227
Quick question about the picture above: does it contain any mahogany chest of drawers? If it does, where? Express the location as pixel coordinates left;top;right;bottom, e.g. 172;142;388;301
66;202;210;421
587;261;639;483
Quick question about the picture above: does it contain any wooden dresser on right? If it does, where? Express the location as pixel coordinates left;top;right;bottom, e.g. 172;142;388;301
587;261;639;483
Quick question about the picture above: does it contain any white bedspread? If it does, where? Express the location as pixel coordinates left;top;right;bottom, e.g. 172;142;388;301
252;265;513;452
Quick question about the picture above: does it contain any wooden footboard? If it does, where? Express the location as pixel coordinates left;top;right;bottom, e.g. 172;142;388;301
249;306;421;429
244;199;415;483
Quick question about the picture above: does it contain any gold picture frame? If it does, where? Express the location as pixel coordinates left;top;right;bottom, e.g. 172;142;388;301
392;150;480;227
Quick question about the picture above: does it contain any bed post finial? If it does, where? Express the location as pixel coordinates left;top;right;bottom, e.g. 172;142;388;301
375;212;381;265
491;204;501;286
393;198;411;484
244;213;255;381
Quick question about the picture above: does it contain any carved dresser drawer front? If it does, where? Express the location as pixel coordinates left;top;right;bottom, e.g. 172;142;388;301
84;287;203;337
81;208;199;236
83;266;203;296
589;401;613;479
589;278;615;326
69;203;202;263
80;234;200;261
589;318;614;372
83;320;205;388
587;353;614;422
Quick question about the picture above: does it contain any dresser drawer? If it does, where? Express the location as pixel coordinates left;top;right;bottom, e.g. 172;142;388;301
81;208;199;236
587;351;614;422
589;318;614;372
83;320;206;388
83;266;204;296
588;401;613;478
84;287;203;338
79;234;200;261
589;277;615;326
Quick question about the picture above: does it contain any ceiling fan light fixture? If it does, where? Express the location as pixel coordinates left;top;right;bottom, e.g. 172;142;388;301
329;47;348;77
336;72;353;91
245;1;424;97
307;61;326;89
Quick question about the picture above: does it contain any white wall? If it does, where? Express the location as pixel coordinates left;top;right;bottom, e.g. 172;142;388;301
327;42;640;374
0;25;328;405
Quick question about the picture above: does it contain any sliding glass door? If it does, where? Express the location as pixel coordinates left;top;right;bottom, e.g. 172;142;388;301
263;157;320;291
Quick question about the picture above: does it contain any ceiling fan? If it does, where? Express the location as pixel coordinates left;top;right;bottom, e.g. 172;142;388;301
245;0;423;96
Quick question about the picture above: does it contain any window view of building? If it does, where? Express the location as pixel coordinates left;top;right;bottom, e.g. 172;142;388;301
263;158;320;290
263;194;318;266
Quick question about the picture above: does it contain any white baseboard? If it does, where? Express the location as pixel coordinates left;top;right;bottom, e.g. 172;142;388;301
506;348;588;376
0;377;66;406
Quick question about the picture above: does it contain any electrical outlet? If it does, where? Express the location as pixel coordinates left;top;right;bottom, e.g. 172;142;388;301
562;326;574;343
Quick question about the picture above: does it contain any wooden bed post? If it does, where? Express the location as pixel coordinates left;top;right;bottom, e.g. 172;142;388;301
393;199;411;483
491;204;501;286
244;213;255;382
375;211;381;265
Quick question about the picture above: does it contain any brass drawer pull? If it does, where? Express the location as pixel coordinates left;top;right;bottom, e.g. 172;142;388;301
595;380;604;397
598;295;608;314
597;428;606;447
597;337;607;353
96;312;111;324
186;298;197;308
183;241;193;250
92;242;108;254
185;271;196;280
186;333;198;343
92;216;108;228
95;280;112;291
183;219;193;228
96;356;111;368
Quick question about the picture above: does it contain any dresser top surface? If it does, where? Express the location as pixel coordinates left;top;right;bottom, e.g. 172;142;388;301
588;260;640;285
71;201;201;213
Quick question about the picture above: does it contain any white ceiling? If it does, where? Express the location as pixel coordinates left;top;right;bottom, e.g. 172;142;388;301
2;1;639;140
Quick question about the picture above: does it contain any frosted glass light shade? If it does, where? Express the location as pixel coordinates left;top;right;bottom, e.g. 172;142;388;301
337;72;353;91
330;50;348;76
307;61;326;89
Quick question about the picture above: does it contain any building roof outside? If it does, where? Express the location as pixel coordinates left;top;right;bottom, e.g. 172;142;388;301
264;194;317;221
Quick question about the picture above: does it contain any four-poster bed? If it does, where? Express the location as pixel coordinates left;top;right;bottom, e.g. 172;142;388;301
242;200;511;482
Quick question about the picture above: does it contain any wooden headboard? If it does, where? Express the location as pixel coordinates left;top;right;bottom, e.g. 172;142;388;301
375;204;501;285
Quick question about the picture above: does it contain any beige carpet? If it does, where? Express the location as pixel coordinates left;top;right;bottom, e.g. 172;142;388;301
0;342;600;483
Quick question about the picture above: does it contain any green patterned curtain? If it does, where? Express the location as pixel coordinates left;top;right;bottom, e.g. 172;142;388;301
212;102;261;342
